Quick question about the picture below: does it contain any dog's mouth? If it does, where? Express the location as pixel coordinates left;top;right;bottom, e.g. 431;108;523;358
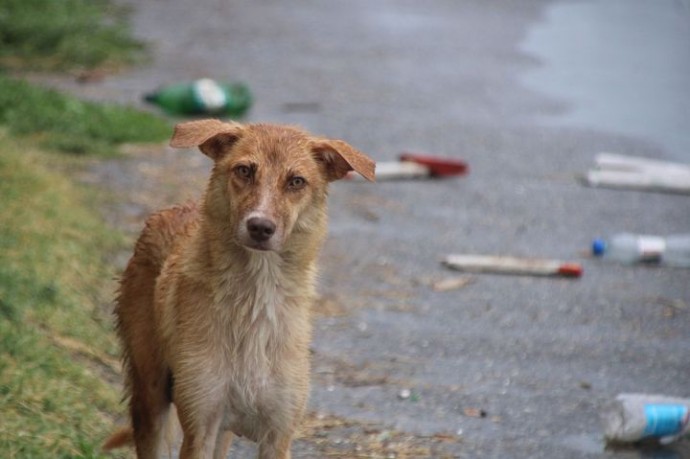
242;240;276;252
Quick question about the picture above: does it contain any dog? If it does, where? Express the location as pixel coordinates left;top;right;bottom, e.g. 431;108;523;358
103;119;375;458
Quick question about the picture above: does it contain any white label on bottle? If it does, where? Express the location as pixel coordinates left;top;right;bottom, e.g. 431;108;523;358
192;78;227;112
637;236;665;261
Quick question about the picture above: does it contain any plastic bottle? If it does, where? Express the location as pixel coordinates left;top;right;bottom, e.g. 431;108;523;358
602;394;690;444
143;78;252;117
592;233;690;267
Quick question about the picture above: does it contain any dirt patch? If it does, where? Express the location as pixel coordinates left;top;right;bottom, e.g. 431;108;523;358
298;411;461;458
312;352;395;389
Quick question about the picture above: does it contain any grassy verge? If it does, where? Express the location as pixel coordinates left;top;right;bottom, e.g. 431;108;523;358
0;0;172;455
0;132;132;457
0;74;171;156
0;0;144;72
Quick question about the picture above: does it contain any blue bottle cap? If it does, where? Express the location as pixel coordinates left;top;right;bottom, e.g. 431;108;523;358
592;239;607;256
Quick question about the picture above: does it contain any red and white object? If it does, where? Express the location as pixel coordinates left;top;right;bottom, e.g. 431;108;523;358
348;153;468;180
442;255;582;278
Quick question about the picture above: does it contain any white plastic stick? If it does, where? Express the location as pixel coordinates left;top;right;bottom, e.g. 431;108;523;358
347;161;430;180
595;153;690;175
442;255;582;277
585;170;690;195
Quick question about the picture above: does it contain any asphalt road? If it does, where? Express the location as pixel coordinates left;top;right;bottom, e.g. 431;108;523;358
49;0;690;457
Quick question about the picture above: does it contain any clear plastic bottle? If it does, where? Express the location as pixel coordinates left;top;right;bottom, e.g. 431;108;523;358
602;394;690;444
592;233;690;267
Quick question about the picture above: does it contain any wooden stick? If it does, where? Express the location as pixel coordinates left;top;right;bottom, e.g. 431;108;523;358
442;255;582;278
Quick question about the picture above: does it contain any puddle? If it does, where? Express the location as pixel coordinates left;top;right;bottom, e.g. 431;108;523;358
520;0;690;161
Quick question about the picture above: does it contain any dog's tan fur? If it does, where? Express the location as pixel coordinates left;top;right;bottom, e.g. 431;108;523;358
104;120;375;458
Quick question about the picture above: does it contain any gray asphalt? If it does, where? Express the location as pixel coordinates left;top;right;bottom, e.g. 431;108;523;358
49;0;690;457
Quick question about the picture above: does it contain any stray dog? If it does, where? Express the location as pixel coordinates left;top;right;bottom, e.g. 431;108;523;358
103;119;375;458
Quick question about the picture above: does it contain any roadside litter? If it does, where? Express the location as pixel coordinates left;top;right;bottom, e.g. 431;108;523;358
592;233;690;268
462;407;488;418
143;78;252;117
442;255;582;278
583;153;690;195
602;394;690;445
431;276;475;292
347;153;468;181
397;389;419;402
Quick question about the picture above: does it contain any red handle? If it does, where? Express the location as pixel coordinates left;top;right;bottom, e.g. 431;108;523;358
399;153;469;177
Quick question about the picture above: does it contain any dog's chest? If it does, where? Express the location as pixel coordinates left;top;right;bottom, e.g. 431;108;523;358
215;254;305;436
216;253;287;334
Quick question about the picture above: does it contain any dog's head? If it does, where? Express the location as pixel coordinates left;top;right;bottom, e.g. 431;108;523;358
170;119;375;252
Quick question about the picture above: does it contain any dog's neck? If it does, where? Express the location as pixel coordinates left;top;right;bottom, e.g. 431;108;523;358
188;218;320;301
185;219;316;372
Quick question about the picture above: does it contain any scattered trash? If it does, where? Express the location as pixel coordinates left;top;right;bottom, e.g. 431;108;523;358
602;394;690;445
594;153;690;174
143;78;252;117
442;255;582;278
347;153;468;180
463;407;488;418
583;153;690;195
397;389;420;402
431;276;475;292
592;233;690;268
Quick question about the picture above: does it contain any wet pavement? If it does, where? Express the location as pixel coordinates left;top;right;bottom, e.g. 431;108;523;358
51;0;690;457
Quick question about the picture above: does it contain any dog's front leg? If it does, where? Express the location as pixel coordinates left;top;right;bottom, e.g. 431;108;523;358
258;431;293;459
214;430;234;459
178;408;223;459
175;378;225;459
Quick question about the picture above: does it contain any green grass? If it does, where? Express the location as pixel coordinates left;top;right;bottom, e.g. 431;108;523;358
0;0;145;72
0;0;173;455
0;133;131;457
0;74;171;156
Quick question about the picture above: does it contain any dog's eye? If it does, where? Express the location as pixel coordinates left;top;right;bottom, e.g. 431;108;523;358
288;176;306;189
235;165;252;179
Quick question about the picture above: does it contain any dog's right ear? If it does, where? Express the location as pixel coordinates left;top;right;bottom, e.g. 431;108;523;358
170;119;245;161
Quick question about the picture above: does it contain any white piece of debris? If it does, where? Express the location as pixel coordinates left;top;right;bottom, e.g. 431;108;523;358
375;161;431;180
584;153;690;195
442;255;582;278
431;276;475;292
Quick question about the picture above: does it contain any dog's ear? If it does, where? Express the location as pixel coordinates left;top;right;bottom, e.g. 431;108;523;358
311;139;376;182
170;119;245;161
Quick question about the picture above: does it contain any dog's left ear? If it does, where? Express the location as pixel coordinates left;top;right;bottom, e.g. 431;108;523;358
311;139;376;182
170;119;245;161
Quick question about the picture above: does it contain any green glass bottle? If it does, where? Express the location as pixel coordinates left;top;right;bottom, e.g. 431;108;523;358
143;78;252;117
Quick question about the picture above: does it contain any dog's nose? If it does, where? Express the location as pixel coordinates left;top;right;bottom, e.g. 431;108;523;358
247;217;276;242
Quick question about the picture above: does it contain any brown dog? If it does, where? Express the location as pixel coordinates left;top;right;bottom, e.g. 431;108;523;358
103;119;375;458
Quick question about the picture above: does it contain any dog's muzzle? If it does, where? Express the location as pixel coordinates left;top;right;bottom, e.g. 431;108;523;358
246;217;276;243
